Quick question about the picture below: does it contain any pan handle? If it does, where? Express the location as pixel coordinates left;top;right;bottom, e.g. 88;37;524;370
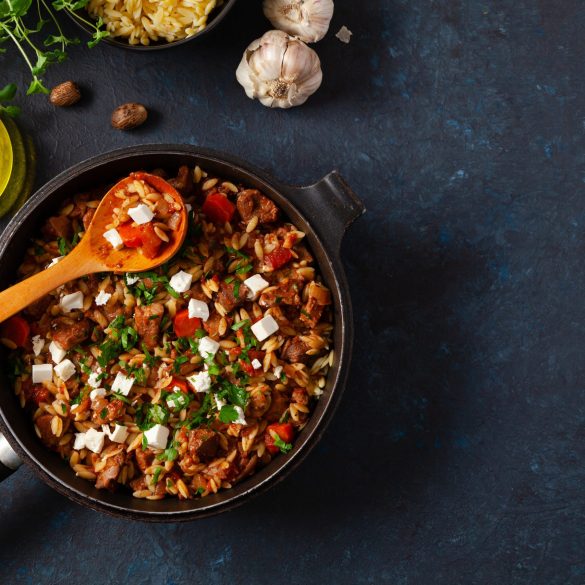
283;171;365;253
0;432;21;481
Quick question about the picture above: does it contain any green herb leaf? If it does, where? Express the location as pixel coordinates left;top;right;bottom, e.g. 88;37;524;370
219;404;238;423
231;319;250;331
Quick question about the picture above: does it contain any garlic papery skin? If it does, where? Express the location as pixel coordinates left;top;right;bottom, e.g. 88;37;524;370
236;30;323;109
263;0;334;43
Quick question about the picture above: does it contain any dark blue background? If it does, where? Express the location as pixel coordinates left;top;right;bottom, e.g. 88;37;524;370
2;1;585;583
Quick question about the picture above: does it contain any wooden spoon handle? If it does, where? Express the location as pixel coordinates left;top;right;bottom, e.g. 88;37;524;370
0;251;98;323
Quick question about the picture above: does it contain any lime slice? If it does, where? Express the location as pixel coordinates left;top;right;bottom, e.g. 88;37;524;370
0;115;26;218
11;133;36;212
0;119;13;198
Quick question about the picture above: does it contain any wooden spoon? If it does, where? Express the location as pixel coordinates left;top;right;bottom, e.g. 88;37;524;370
0;172;187;323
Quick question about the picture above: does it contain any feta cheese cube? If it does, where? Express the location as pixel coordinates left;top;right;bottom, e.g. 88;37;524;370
73;432;86;450
167;393;189;410
251;314;279;341
102;424;128;443
32;335;45;356
233;406;247;426
95;290;112;306
103;228;124;250
198;336;220;358
125;274;140;285
47;256;64;269
90;387;106;401
144;424;169;450
32;363;53;384
111;372;135;396
187;371;212;393
84;428;105;454
49;340;67;364
169;270;192;293
87;369;103;388
128;203;154;225
251;358;262;370
244;274;270;298
188;298;210;321
274;365;283;378
54;359;76;382
213;394;226;410
60;291;84;313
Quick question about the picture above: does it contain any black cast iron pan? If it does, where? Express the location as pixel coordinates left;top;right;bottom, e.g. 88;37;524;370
0;145;365;521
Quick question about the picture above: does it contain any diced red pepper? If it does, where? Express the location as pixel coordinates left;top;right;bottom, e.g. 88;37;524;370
264;248;293;271
118;223;163;259
173;309;201;338
202;192;236;224
1;315;30;347
169;376;189;393
265;422;295;454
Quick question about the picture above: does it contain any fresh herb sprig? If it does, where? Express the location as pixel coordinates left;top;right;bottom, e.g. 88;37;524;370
0;0;108;98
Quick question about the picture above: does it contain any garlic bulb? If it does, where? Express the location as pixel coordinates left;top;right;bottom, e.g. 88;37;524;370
263;0;334;43
236;30;323;109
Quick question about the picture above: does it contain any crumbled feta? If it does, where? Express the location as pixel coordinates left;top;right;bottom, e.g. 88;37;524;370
274;365;283;378
144;424;169;450
233;406;247;426
47;256;64;269
244;274;270;298
84;428;105;454
54;359;76;382
188;298;210;321
187;371;212;393
336;25;353;43
90;387;106;401
251;358;262;370
198;336;220;358
103;228;124;250
125;274;140;285
32;364;53;384
95;290;112;306
31;335;45;356
102;424;128;443
111;372;135;396
167;392;189;410
87;369;103;388
49;340;67;364
128;203;154;225
213;394;226;410
251;314;279;341
73;432;86;450
169;270;193;293
60;291;84;313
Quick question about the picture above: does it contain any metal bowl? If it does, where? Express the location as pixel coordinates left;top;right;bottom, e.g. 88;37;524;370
0;144;364;521
70;0;238;51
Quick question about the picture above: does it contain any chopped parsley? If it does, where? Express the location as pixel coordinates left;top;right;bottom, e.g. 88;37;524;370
231;319;250;331
136;402;170;431
173;355;189;373
151;467;162;485
57;237;70;256
219;404;238;423
272;433;293;454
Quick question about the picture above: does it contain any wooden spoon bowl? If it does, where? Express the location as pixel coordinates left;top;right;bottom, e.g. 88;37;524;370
0;172;187;323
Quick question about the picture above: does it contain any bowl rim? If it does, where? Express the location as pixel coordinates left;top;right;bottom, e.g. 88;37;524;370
69;0;239;51
0;145;356;521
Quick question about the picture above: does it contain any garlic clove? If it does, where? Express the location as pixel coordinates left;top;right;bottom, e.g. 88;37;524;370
236;30;323;109
263;0;334;43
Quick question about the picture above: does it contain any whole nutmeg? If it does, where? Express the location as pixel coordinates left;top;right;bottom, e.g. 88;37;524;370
49;81;81;107
111;103;148;130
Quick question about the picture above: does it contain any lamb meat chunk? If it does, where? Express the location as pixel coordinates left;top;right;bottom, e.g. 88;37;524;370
35;414;60;449
91;397;126;424
216;281;248;313
82;207;96;231
259;278;302;308
299;297;324;329
23;381;51;407
95;449;125;490
188;428;220;461
168;165;194;197
51;316;90;350
42;215;72;240
237;189;279;224
291;387;309;406
281;336;310;364
135;448;155;472
203;312;233;338
133;303;164;349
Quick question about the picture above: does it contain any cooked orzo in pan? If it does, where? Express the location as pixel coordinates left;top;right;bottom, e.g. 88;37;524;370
2;165;334;500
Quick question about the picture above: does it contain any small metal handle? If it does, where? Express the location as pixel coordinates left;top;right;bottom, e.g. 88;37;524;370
0;432;21;481
284;171;365;253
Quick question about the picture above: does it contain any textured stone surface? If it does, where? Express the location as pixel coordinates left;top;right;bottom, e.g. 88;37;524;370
2;1;585;584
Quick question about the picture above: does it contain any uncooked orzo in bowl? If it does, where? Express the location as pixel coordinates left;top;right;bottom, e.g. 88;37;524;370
5;165;334;500
87;0;223;46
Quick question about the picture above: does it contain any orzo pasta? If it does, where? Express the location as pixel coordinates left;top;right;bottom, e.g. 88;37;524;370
4;165;334;500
